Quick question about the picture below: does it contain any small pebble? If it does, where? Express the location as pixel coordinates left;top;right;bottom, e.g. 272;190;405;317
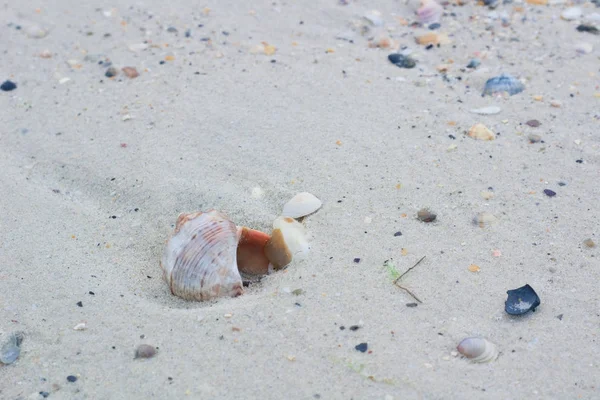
576;24;599;35
349;325;360;331
388;53;416;69
76;301;83;307
355;343;368;352
1;80;17;91
417;208;436;222
525;119;541;127
394;231;402;237
528;134;542;143
406;303;418;307
105;67;118;78
25;25;48;38
291;288;303;295
428;23;441;30
39;392;50;398
0;332;24;364
466;58;481;69
66;375;77;383
121;67;139;78
353;258;361;263
556;314;564;320
134;344;157;359
583;238;596;248
543;189;556;197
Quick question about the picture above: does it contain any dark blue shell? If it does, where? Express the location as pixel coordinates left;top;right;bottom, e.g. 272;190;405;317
505;284;541;315
482;74;524;96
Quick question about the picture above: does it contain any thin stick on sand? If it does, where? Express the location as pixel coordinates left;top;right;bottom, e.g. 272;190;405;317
393;256;426;303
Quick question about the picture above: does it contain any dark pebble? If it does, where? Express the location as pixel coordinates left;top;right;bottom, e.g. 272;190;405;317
525;119;541;127
355;343;368;353
557;182;566;186
576;24;599;35
105;67;118;78
39;392;50;398
388;53;416;69
339;326;346;330
576;159;583;163
428;23;441;30
66;375;78;383
1;80;17;91
167;27;178;33
406;303;418;307
394;231;402;237
556;314;564;320
76;301;83;307
448;134;456;139
159;60;165;65
505;284;541;315
466;59;481;69
417;208;436;222
353;258;361;263
349;325;360;331
134;344;157;359
543;189;556;197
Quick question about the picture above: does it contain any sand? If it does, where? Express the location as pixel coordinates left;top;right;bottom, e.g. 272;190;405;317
1;0;599;398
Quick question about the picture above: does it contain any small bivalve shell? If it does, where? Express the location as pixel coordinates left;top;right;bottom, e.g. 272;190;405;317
417;0;444;24
482;74;525;97
457;337;498;363
161;210;245;301
282;192;322;218
264;217;309;270
468;124;495;141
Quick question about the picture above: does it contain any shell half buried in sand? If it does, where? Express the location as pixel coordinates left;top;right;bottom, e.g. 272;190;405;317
264;216;309;270
457;337;499;363
282;192;322;219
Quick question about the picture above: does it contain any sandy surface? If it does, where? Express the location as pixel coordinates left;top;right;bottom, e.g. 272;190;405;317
1;0;599;399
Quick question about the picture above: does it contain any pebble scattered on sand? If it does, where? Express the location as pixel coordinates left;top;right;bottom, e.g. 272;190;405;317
1;80;17;91
355;343;368;353
134;344;157;359
543;189;556;197
583;239;595;248
417;209;436;223
0;332;24;365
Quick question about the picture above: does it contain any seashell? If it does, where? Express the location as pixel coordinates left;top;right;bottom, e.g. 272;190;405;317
0;332;24;365
236;226;271;276
264;217;309;270
505;284;541;315
575;42;593;55
282;192;323;219
468;124;495;141
583;238;596;248
415;32;450;45
474;212;498;227
388;53;417;69
417;0;444;24
561;7;582;21
457;337;498;363
161;210;245;301
469;106;501;115
482;74;525;97
363;10;384;27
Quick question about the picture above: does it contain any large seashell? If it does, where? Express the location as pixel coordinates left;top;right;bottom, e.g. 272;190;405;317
417;0;444;24
264;217;309;270
457;337;498;363
161;210;244;301
282;192;322;219
482;74;525;97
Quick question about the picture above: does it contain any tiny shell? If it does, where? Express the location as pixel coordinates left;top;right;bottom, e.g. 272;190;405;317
363;10;384;27
417;0;444;24
282;192;322;218
474;212;498;227
264;217;309;270
457;337;498;363
468;124;495;141
161;210;244;301
415;32;450;45
482;74;525;97
0;332;24;365
583;238;596;248
417;208;436;222
561;7;582;21
469;106;501;115
505;284;541;315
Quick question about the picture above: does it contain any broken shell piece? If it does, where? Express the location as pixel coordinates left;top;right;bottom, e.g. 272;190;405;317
236;227;270;276
415;32;450;45
474;212;498;227
282;192;322;218
161;210;244;301
264;217;309;270
457;337;498;363
505;284;541;315
482;74;524;97
0;332;24;365
469;106;501;115
417;0;444;24
468;124;495;141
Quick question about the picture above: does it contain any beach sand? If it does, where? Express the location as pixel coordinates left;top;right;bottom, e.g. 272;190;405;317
1;0;599;398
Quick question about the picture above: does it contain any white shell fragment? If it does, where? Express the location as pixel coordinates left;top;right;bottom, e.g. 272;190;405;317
418;0;444;24
561;7;582;21
457;337;499;363
282;192;322;218
469;106;501;115
161;210;243;301
264;216;309;270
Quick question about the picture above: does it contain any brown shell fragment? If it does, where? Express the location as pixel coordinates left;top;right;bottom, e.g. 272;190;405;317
237;227;271;275
264;228;293;270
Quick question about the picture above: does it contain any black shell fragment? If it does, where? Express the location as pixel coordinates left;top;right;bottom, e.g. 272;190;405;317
505;284;540;315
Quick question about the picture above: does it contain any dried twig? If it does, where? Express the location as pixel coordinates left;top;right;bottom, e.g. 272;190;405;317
393;256;426;303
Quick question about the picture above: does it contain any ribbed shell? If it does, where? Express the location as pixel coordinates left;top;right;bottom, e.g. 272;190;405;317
457;337;498;363
161;210;243;301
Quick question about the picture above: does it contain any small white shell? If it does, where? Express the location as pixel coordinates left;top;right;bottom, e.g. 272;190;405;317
161;210;243;301
264;216;309;270
417;0;444;24
469;106;501;115
457;337;498;363
282;192;322;218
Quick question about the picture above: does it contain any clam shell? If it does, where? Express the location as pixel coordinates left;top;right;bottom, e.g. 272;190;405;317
468;124;495;141
417;0;444;24
482;74;525;97
264;217;309;270
161;210;243;301
457;337;498;363
282;192;322;219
